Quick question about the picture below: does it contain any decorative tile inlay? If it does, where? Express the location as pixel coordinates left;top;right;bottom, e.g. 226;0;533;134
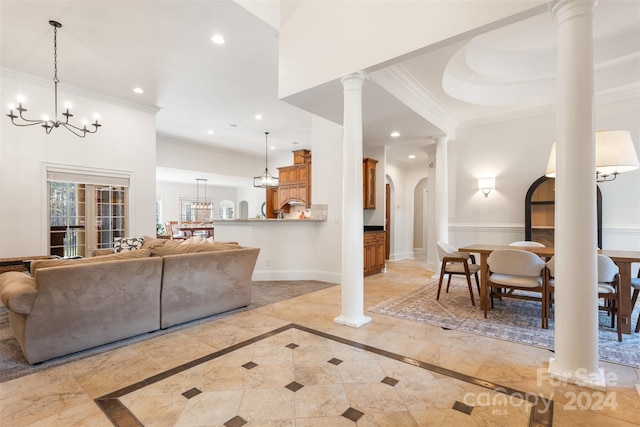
381;376;399;387
285;381;304;392
452;400;473;415
242;361;258;370
181;387;202;399
96;324;553;427
224;415;248;427
342;407;364;422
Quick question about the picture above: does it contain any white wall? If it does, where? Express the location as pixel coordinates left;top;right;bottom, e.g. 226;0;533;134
448;98;640;251
0;71;157;258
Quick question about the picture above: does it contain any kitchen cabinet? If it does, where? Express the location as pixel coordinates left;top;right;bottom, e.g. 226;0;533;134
363;158;378;209
364;231;385;276
276;150;311;210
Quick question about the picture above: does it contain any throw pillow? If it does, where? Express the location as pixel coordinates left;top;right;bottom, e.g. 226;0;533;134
113;237;145;253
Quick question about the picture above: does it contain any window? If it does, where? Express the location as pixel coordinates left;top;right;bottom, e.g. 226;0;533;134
47;167;130;256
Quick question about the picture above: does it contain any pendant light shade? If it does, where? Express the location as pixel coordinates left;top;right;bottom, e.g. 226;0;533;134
254;132;279;188
545;130;639;182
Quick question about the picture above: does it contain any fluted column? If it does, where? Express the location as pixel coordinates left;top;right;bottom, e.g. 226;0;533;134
548;0;603;389
334;72;371;328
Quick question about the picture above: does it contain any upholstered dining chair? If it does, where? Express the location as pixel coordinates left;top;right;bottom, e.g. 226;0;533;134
166;221;185;240
509;241;545;247
486;249;547;328
546;255;622;341
436;241;481;306
630;267;640;333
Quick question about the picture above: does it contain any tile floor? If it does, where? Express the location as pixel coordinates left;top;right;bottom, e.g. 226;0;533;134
1;259;639;426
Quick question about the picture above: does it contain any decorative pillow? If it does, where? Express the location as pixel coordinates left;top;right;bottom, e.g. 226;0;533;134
113;237;145;253
141;236;168;250
151;242;241;256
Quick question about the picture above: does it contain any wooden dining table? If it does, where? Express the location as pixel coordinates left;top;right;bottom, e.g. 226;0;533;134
458;244;640;334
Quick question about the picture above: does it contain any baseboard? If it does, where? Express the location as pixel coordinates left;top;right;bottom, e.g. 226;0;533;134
253;269;341;284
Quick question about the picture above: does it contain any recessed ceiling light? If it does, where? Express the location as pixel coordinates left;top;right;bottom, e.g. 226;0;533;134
254;114;262;120
207;130;214;135
133;87;144;94
211;34;225;45
292;141;299;145
408;154;416;159
391;131;400;137
270;145;276;150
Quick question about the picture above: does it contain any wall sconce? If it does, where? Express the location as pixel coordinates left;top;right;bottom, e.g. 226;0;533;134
546;130;639;182
477;177;495;197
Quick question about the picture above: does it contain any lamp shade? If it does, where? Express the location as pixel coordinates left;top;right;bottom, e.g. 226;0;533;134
545;130;639;181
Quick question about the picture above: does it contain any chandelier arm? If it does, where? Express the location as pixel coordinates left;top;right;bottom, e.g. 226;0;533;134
60;124;89;138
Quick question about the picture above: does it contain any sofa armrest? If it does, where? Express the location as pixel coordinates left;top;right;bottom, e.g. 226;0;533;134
0;272;37;314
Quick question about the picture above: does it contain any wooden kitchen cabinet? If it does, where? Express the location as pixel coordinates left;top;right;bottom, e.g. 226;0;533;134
276;150;311;209
364;231;385;276
363;158;378;209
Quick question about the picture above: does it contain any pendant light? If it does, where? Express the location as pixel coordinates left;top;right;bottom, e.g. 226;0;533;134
254;132;279;188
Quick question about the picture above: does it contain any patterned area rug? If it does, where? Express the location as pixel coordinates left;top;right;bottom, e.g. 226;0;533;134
0;280;337;383
368;278;640;368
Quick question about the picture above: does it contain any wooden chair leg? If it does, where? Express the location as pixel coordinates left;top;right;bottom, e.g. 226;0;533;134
436;263;446;301
616;297;622;342
465;274;475;306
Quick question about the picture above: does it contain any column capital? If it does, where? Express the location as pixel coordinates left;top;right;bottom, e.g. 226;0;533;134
433;135;450;145
549;0;595;23
340;72;368;91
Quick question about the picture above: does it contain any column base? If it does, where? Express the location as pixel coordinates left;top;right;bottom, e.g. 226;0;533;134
548;357;606;391
334;314;371;328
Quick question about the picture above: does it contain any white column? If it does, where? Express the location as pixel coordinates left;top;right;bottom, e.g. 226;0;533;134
548;0;603;390
434;136;449;243
434;136;449;275
334;72;371;328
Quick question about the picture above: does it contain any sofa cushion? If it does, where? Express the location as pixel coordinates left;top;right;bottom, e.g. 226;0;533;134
113;237;145;253
30;248;151;275
141;236;169;250
0;272;37;314
151;242;241;256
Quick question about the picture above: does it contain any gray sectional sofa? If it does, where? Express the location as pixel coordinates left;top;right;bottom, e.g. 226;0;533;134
0;238;260;364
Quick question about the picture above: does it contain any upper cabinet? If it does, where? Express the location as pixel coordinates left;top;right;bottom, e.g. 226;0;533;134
525;176;602;247
265;150;311;217
363;158;378;209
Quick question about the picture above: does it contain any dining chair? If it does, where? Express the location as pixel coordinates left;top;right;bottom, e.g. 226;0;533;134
546;255;622;341
631;267;640;333
509;241;545;247
436;241;481;306
166;221;185;240
486;249;547;328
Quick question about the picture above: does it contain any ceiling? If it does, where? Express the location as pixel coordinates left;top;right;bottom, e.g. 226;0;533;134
1;1;638;180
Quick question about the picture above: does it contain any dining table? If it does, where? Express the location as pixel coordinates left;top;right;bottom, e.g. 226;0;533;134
458;244;640;334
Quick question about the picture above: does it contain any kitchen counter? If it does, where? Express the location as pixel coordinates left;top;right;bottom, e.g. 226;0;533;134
214;218;326;224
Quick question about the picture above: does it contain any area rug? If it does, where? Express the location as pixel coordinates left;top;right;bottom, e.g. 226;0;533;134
368;278;640;368
0;280;337;383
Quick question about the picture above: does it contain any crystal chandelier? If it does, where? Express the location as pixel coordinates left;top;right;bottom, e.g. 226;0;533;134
6;20;102;138
254;132;279;188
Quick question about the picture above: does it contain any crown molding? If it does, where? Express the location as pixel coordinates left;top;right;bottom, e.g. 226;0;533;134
370;64;458;138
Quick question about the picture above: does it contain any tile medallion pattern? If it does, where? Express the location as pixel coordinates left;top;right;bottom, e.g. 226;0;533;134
96;324;552;426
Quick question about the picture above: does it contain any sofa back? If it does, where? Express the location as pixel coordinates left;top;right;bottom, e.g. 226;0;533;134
160;247;260;328
19;256;163;364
